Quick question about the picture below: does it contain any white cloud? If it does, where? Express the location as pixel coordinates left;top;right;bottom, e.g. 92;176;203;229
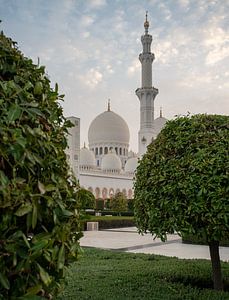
127;59;140;76
178;0;190;8
155;41;179;64
80;68;103;88
81;15;95;27
106;64;114;74
88;0;106;8
203;25;229;65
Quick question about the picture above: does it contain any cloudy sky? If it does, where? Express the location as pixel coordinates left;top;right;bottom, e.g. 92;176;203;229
1;0;229;152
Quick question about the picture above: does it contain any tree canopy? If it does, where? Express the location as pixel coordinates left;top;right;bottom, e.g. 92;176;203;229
134;114;229;290
76;188;95;210
110;192;128;215
0;31;82;298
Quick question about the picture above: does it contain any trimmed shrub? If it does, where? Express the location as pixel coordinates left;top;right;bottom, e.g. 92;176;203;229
96;198;104;210
0;31;82;299
83;216;135;230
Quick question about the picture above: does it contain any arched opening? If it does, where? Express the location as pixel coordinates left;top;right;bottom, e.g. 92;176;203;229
109;188;114;199
116;188;120;194
104;147;108;154
128;189;132;199
95;187;100;199
122;189;127;196
102;188;108;199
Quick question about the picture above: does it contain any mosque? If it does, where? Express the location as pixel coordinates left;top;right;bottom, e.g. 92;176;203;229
66;14;167;200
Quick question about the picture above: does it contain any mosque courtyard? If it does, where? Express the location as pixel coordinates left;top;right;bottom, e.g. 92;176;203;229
80;227;229;262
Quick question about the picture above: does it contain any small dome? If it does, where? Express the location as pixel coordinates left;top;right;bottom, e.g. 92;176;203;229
80;147;96;167
153;116;167;137
88;110;130;145
101;150;122;172
125;157;138;173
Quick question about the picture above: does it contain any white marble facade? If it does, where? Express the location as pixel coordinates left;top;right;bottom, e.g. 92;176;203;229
66;15;167;199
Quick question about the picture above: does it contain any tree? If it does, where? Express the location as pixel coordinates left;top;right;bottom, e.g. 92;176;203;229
110;192;128;215
134;114;229;291
0;31;82;298
76;188;95;210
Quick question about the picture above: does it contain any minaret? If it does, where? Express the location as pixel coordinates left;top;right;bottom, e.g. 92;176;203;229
136;12;158;156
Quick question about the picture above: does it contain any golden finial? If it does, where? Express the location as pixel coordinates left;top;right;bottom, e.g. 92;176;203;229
144;10;149;32
160;106;163;118
108;99;111;111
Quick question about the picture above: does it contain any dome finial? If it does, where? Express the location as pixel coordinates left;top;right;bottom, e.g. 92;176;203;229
144;10;149;33
108;99;111;111
160;106;162;118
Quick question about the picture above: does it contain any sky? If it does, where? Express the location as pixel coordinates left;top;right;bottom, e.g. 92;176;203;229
1;0;229;152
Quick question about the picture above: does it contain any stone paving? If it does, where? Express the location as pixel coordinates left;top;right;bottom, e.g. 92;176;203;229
80;227;229;262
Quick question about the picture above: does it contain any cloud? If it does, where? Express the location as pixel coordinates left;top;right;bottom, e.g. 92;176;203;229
178;0;190;8
203;25;229;65
80;68;103;88
155;41;179;64
88;0;106;8
127;59;140;77
81;15;95;27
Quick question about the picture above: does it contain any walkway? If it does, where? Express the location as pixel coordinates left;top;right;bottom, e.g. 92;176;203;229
80;227;229;261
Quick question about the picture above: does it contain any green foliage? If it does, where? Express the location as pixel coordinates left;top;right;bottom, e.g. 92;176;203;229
134;114;229;243
76;188;95;210
58;248;229;299
0;31;82;298
96;198;104;210
110;192;128;215
182;234;229;247
84;216;135;230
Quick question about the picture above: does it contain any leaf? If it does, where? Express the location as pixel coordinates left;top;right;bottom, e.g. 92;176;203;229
38;181;45;195
37;263;52;286
32;201;38;229
7;104;21;122
0;170;9;186
0;272;10;289
31;240;48;251
25;284;42;296
22;233;31;248
15;203;32;216
57;244;65;270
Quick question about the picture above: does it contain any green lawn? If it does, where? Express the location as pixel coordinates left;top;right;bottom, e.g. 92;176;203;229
58;248;229;300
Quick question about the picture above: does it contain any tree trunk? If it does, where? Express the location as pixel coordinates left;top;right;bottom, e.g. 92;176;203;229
208;241;223;290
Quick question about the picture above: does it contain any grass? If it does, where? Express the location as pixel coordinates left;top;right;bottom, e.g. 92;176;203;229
58;248;229;300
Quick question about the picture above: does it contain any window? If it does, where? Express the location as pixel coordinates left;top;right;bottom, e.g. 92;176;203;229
99;147;103;155
74;154;78;160
119;148;122;155
95;148;98;155
115;147;118;154
97;160;99;166
105;147;108;154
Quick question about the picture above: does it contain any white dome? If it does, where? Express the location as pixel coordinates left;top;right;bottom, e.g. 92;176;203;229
88;110;130;145
125;157;138;173
80;147;96;167
153;116;167;136
101;151;122;172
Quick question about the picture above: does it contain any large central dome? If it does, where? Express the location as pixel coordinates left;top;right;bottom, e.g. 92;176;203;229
88;110;130;145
